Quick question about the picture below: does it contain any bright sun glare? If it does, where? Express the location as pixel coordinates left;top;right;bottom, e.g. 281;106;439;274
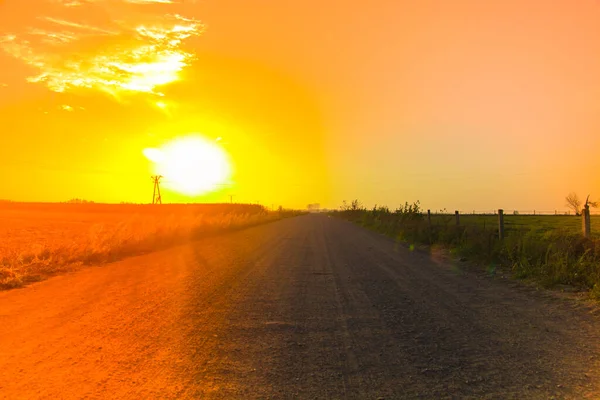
143;135;232;196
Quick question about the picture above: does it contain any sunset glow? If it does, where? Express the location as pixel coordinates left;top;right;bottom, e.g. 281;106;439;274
3;2;600;399
144;135;232;196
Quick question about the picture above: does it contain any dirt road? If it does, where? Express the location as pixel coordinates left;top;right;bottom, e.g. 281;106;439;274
1;215;600;399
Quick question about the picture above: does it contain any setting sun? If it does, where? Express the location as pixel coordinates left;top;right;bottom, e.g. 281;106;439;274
143;135;232;196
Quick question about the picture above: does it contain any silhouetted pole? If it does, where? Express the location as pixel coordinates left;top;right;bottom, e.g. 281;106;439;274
498;209;504;240
427;209;431;227
455;210;460;226
151;175;163;205
583;196;591;238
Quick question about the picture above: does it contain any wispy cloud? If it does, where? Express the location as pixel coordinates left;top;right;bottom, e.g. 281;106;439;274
28;28;78;45
42;17;117;35
0;83;7;88
53;0;88;6
51;0;180;6
0;35;17;43
1;36;46;69
50;0;103;7
0;1;203;97
125;0;176;3
61;104;74;111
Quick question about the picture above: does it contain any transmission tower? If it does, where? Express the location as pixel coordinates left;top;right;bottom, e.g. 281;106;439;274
151;175;163;204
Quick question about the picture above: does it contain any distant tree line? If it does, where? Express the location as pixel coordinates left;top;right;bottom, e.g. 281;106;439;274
307;203;321;211
66;199;95;204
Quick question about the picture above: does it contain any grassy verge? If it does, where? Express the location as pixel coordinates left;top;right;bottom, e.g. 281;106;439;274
333;202;600;299
0;206;299;290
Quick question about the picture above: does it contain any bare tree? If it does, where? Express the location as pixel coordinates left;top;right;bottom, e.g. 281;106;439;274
565;192;582;215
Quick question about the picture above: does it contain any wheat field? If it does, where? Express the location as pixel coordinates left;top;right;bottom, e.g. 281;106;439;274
0;202;285;289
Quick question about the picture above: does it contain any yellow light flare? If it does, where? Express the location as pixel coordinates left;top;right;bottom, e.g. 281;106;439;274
143;135;232;196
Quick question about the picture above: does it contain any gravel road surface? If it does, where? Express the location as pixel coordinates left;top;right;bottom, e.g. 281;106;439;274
1;214;599;399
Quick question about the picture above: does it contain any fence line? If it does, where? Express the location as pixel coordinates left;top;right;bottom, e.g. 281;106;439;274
430;210;600;216
426;208;596;239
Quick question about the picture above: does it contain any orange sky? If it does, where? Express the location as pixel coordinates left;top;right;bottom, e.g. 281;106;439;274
1;0;600;211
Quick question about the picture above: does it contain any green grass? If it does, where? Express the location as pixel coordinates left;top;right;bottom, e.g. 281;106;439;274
334;204;600;297
427;214;600;238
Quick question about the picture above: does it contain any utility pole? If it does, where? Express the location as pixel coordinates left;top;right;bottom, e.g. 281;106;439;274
229;194;235;204
151;175;163;205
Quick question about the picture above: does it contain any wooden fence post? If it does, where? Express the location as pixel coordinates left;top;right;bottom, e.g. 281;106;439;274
583;204;591;238
427;209;431;227
498;209;504;240
455;210;460;226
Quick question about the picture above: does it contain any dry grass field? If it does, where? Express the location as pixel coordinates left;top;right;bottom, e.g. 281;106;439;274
0;202;285;290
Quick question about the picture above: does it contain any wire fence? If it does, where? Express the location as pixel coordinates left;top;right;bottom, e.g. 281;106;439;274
423;208;600;239
429;210;600;216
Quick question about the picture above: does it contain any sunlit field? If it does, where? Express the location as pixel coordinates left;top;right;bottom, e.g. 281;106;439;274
429;213;600;238
335;203;600;295
0;202;290;290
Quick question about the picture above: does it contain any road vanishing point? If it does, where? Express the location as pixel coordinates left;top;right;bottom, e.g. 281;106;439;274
1;215;600;399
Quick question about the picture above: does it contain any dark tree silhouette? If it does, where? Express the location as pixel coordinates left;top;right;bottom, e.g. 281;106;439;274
566;192;598;216
565;192;582;215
